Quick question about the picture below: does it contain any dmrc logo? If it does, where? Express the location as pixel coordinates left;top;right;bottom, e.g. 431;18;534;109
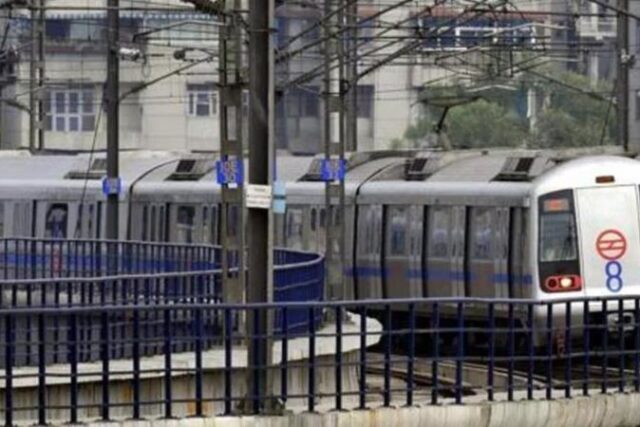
596;229;627;293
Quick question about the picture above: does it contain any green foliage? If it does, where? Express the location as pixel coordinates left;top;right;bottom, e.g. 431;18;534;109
531;108;612;148
400;71;616;149
446;100;528;148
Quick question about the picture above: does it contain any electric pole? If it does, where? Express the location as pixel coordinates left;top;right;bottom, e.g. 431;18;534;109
218;0;246;316
617;0;629;150
345;0;357;152
323;0;347;302
28;0;44;152
246;0;274;413
106;0;119;241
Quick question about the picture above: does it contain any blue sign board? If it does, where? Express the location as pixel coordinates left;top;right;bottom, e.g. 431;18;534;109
102;176;122;196
216;158;244;185
320;159;347;182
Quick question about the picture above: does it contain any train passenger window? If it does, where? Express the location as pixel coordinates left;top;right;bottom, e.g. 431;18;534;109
177;206;196;243
428;206;450;258
45;203;68;238
87;204;95;238
471;208;493;260
319;209;326;228
310;208;317;232
388;206;408;256
0;203;4;237
150;206;157;242
75;204;96;239
203;206;210;244
141;206;148;241
210;206;218;244
159;206;166;241
540;212;577;262
285;207;304;250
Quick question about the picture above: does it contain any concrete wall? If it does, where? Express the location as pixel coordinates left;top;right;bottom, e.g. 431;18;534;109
80;392;640;427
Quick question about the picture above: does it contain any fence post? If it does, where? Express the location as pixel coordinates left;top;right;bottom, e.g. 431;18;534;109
308;306;316;413
334;305;343;410
5;313;14;427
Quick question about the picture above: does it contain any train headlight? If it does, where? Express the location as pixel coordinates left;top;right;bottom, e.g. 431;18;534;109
560;277;573;288
544;275;582;292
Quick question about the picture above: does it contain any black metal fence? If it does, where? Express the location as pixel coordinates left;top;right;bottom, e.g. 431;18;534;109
1;296;640;424
0;239;324;371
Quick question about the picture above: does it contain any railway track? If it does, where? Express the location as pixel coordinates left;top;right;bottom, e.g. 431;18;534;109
364;352;640;401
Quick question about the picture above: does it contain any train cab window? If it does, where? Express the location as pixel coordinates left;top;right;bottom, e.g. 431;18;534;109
471;207;493;260
539;191;578;262
45;203;68;238
540;213;577;262
388;206;408;256
428;206;450;258
177;206;196;243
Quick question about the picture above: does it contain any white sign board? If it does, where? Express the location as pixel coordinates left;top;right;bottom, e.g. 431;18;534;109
246;184;273;209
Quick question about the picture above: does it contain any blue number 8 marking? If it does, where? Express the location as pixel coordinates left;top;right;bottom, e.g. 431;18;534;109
606;261;623;293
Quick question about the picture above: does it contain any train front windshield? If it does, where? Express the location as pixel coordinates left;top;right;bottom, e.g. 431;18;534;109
537;190;582;293
540;212;578;262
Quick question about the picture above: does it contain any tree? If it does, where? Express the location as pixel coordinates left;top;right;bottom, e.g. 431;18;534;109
446;100;528;148
399;71;616;149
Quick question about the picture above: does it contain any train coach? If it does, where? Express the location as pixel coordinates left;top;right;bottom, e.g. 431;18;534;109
338;151;640;345
0;148;636;337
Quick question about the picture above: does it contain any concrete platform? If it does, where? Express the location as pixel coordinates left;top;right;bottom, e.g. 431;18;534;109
0;313;381;425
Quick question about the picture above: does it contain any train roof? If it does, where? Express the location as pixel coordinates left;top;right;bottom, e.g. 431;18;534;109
357;181;531;206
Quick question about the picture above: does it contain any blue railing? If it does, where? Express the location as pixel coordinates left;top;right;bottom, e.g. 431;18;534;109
1;296;640;423
0;238;324;370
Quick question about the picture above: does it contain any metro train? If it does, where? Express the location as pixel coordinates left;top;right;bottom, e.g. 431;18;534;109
0;147;638;342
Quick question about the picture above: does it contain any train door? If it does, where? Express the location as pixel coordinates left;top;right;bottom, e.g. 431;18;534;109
494;208;510;298
170;205;200;243
38;202;69;238
355;204;383;299
575;186;640;296
202;205;219;244
426;206;459;297
509;208;528;298
408;206;424;298
451;206;467;297
317;207;327;253
285;206;304;250
343;205;355;300
143;204;165;242
74;203;100;239
309;207;319;252
8;201;33;237
385;205;409;299
467;207;495;298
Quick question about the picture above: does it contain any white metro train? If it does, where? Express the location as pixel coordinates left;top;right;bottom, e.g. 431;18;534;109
0;147;639;337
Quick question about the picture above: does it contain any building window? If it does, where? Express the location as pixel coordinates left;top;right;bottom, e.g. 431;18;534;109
187;83;217;117
357;85;374;118
287;87;319;118
45;87;95;132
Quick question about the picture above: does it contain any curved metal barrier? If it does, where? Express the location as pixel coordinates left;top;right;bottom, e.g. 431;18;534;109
0;238;324;368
